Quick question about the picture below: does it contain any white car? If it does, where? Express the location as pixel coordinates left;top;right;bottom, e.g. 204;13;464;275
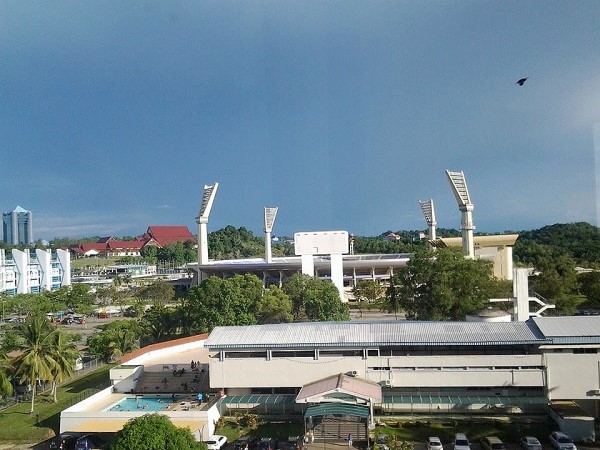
428;437;443;450
453;433;470;450
549;432;576;450
205;435;228;450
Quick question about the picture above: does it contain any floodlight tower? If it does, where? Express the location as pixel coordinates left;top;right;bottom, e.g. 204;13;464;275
418;199;437;241
196;182;219;265
263;207;278;263
445;170;475;259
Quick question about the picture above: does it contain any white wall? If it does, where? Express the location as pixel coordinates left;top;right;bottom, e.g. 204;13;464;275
208;353;545;389
543;349;600;400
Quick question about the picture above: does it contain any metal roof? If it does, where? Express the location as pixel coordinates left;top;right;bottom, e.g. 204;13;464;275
189;254;411;273
204;320;546;350
296;373;382;403
530;316;600;344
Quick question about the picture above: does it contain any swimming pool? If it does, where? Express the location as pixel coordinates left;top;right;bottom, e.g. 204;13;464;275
106;396;172;412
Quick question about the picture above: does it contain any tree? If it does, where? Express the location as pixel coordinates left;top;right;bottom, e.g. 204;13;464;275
183;275;262;333
384;277;402;319
352;280;385;303
578;271;600;309
282;274;349;322
110;414;206;450
47;329;79;402
303;281;349;321
87;320;141;362
141;305;180;342
0;350;13;399
256;286;293;324
138;281;175;307
392;247;500;320
12;316;56;413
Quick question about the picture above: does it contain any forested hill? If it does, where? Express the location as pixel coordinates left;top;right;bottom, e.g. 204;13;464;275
513;222;600;265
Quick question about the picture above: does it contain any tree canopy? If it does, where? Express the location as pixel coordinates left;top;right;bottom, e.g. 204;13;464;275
389;247;509;320
282;274;349;322
110;414;206;450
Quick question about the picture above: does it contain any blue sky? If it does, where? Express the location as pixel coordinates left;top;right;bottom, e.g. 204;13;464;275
2;1;599;240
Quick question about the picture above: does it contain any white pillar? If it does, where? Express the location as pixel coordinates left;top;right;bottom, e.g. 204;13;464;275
301;254;314;276
514;268;530;321
264;231;273;263
460;205;475;259
57;249;71;287
12;249;28;294
330;253;344;302
35;249;52;291
198;221;209;265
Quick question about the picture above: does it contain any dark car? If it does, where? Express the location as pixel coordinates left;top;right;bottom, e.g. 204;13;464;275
234;436;260;450
74;433;103;450
279;436;302;450
258;437;277;450
49;433;77;450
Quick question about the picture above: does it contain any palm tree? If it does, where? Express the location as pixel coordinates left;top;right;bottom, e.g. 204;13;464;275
107;329;139;362
47;330;80;403
0;350;13;399
12;316;55;413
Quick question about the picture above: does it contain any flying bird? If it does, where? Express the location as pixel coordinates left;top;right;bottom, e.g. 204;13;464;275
516;77;528;86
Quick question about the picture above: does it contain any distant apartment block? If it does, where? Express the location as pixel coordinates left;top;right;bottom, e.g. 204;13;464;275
0;248;71;295
2;205;34;245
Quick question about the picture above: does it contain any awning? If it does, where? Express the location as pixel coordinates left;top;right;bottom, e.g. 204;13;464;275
304;404;370;419
220;394;297;407
68;418;207;433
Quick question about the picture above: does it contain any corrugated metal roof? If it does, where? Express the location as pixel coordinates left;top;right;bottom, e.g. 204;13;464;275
204;320;545;349
530;316;600;344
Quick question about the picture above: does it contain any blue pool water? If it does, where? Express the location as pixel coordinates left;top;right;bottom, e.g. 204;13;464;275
106;396;172;412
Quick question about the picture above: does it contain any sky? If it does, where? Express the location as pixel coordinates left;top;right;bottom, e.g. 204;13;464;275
2;1;600;241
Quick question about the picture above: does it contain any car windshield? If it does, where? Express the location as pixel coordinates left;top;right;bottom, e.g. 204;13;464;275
558;437;572;444
430;441;440;445
456;440;469;446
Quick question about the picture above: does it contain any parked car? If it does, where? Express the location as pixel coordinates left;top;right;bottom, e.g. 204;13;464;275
258;437;277;450
74;433;103;450
234;436;260;450
549;432;577;450
453;433;471;450
279;436;302;450
520;436;542;450
480;437;506;450
205;435;228;450
49;433;77;450
428;437;443;450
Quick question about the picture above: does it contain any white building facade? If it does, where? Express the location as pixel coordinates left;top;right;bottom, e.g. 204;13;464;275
204;317;600;418
0;248;71;295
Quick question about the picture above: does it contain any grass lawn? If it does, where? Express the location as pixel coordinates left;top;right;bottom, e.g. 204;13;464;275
0;364;113;443
370;417;555;445
71;256;121;270
217;416;304;442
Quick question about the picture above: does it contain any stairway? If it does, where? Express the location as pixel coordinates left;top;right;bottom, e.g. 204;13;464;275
312;416;367;441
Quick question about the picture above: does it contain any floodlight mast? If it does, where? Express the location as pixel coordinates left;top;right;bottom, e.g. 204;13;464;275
263;207;278;263
196;183;219;265
418;199;437;241
445;170;475;259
